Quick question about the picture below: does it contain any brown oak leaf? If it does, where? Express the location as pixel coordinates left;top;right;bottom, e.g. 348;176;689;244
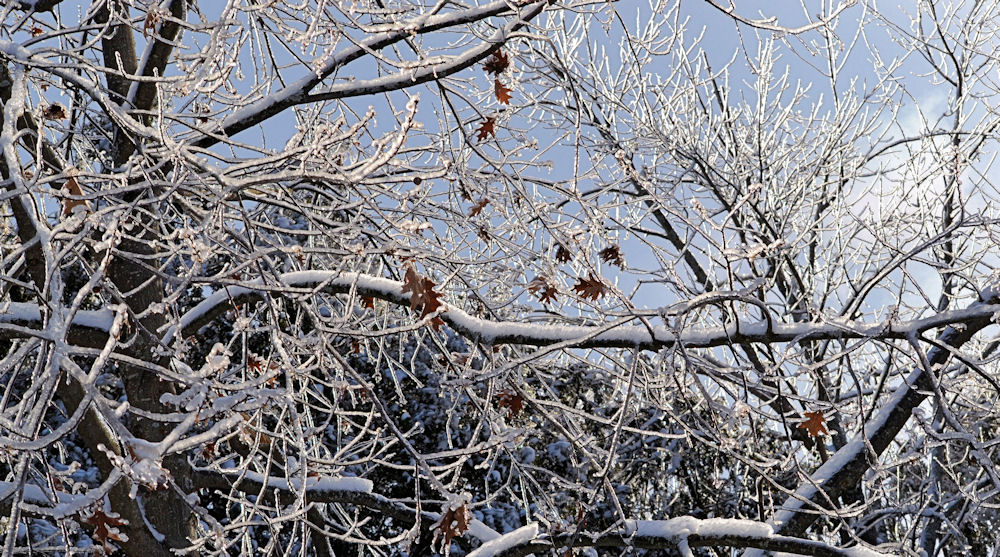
247;355;264;374
239;412;273;447
599;245;626;269
143;10;162;36
798;411;828;437
494;79;513;104
83;507;129;554
497;389;524;418
432;499;471;551
483;50;510;75
401;264;445;322
555;244;572;263
43;103;67;120
62;173;90;216
469;197;490;217
475;117;496;141
200;441;218;461
528;276;558;304
573;273;606;301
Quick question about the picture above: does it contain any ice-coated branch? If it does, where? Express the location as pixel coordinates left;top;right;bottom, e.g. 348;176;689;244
446;517;888;557
165;271;1000;351
190;468;402;515
703;0;857;34
188;467;499;546
0;302;113;339
2;269;998;357
186;469;887;557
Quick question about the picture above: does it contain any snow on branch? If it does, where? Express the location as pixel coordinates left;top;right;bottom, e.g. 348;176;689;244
2;269;997;359
191;467;397;513
619;518;888;557
458;517;888;557
465;523;538;557
189;467;500;545
0;479;94;521
0;302;113;342
187;466;886;557
702;0;857;34
168;271;1000;352
0;475;891;557
0;481;74;509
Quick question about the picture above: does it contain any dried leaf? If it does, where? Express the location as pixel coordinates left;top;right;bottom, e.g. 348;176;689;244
573;273;606;301
468;197;489;217
798;411;828;437
494;79;513;104
475;117;496;141
83;507;129;554
361;296;375;309
200;441;217;460
62;174;90;216
401;264;445;322
483;50;510;76
143;10;162;37
30;27;44;37
599;245;626;269
433;500;471;551
43;103;67;120
239;412;273;447
555;244;572;263
528;276;558;304
247;355;264;374
497;389;524;418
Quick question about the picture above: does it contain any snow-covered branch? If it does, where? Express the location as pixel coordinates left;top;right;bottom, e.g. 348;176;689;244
433;518;889;557
6;269;996;356
166;271;1000;351
189;468;495;546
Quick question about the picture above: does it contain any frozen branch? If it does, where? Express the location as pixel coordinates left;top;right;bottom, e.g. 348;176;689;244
166;271;1000;351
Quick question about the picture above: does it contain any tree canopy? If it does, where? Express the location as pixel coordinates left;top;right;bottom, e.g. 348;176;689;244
1;0;999;556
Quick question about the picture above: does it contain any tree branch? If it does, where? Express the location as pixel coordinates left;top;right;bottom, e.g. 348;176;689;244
748;290;1000;546
190;0;549;149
